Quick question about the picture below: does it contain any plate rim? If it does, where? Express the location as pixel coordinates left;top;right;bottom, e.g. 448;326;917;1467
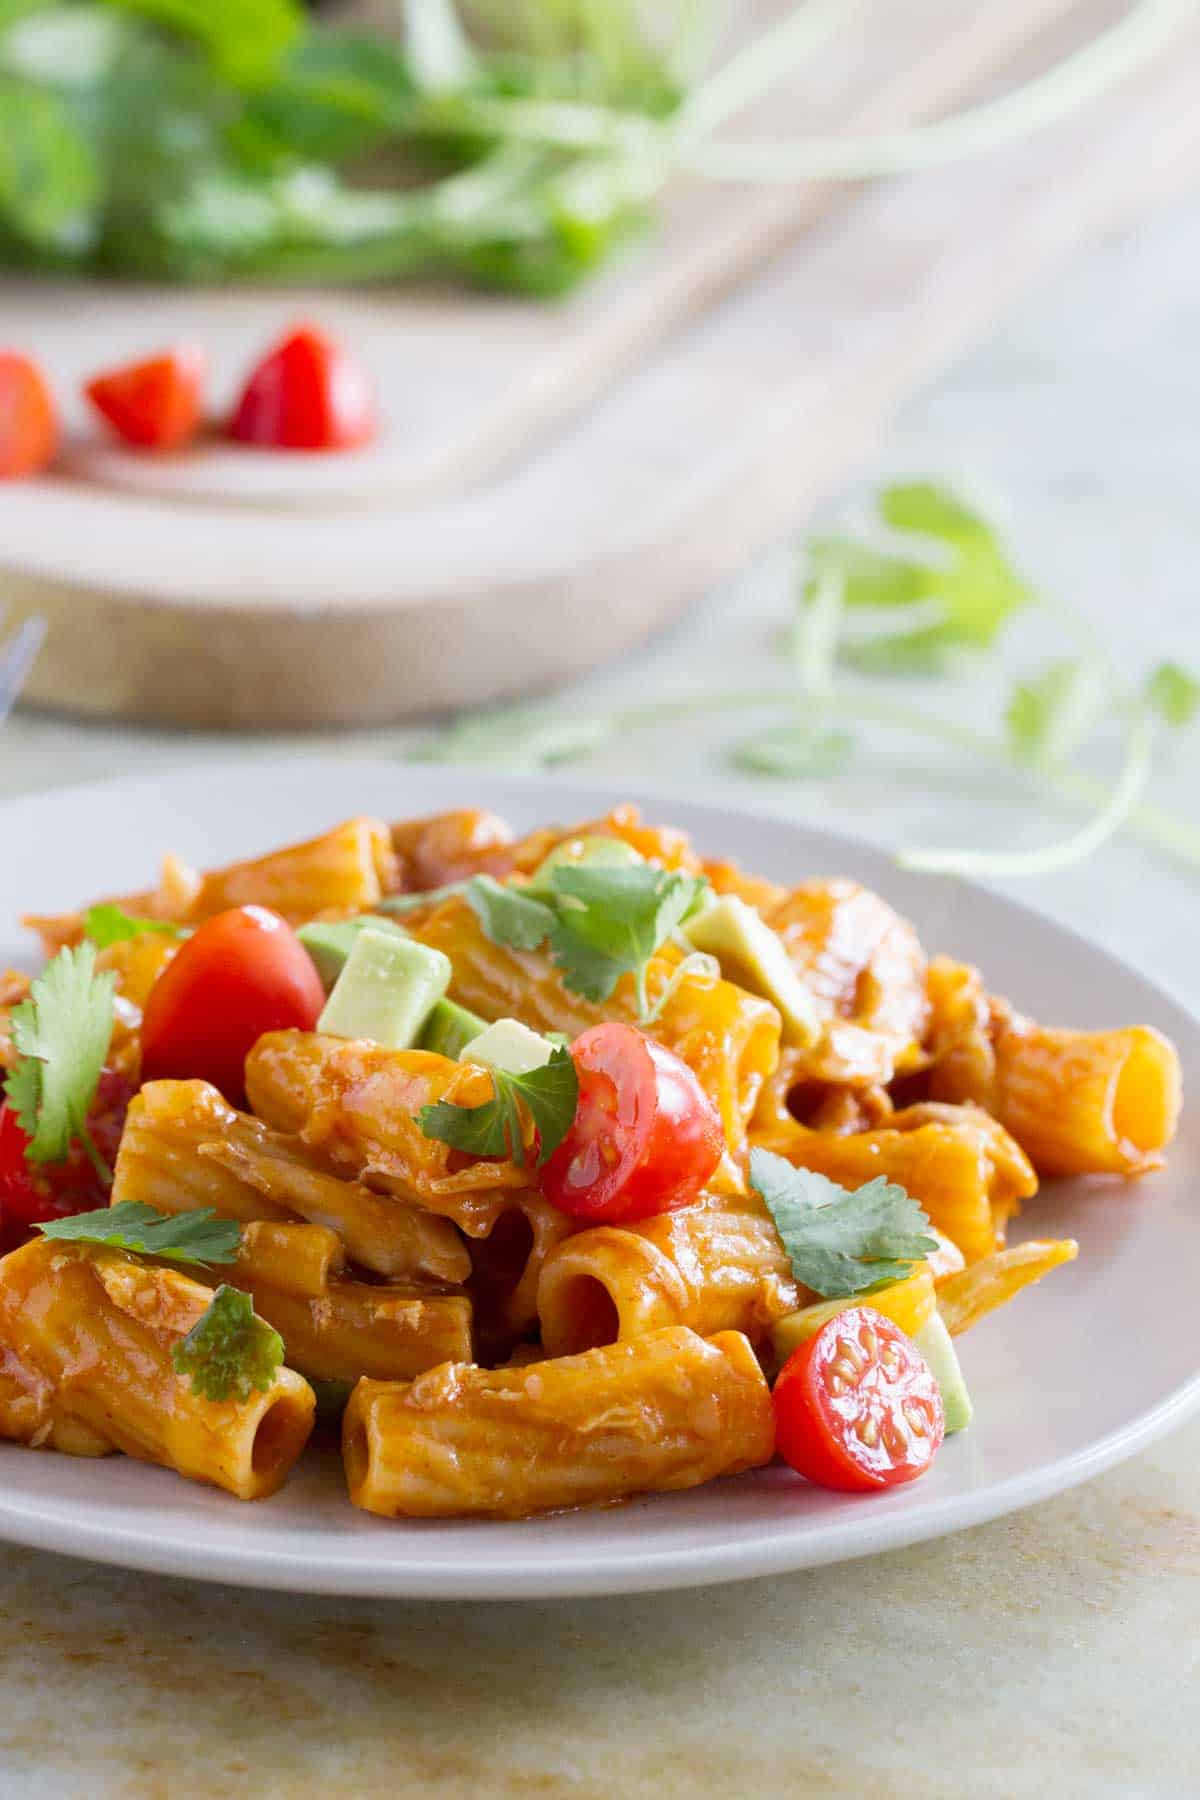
0;754;1196;1599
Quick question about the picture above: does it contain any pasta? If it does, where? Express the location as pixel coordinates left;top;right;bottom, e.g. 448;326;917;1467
210;1222;474;1383
344;1327;774;1519
116;1079;470;1281
0;801;1181;1518
537;1188;799;1357
0;1238;313;1497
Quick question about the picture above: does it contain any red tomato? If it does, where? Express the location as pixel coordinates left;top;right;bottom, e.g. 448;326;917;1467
85;345;206;451
0;352;57;479
0;1072;132;1252
540;1022;723;1224
140;906;325;1105
774;1306;945;1492
228;325;375;452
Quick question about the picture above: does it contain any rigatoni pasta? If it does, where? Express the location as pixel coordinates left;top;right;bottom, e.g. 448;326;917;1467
0;1238;313;1497
0;800;1181;1520
344;1328;775;1520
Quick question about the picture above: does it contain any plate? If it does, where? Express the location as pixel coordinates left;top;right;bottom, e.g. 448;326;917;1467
0;758;1195;1599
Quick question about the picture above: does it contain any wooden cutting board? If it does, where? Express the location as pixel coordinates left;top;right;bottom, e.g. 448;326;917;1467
1;0;1197;727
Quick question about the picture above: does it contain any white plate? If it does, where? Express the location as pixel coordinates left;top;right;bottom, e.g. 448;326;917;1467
0;759;1196;1599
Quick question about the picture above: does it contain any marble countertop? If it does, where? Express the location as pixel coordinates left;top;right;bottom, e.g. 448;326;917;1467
1;194;1198;1799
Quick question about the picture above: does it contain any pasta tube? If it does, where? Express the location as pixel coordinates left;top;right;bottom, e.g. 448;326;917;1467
764;880;929;1086
937;1019;1181;1178
245;1033;532;1236
925;957;1181;1176
215;1222;473;1383
537;1189;799;1357
0;1239;313;1498
116;1079;470;1283
27;816;398;950
343;1327;775;1519
749;1110;1037;1263
936;1239;1079;1336
468;1190;578;1350
412;898;780;1161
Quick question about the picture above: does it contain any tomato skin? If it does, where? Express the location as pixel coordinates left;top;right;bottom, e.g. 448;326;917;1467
0;1072;132;1252
0;352;57;479
140;906;326;1106
774;1306;945;1492
85;345;206;451
228;325;375;452
540;1022;724;1224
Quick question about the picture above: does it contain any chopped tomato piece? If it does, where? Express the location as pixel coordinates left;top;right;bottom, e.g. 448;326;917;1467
140;905;326;1105
85;345;206;451
773;1305;945;1492
0;352;57;479
228;325;375;452
540;1022;723;1223
0;1071;132;1252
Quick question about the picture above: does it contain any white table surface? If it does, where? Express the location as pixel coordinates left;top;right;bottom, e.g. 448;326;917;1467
0;195;1198;1797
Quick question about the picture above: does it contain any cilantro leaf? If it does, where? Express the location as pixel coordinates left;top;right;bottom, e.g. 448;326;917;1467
1146;661;1200;728
83;905;188;949
1005;659;1108;765
171;1284;285;1403
37;1200;242;1265
548;864;709;1013
821;481;1031;670
750;1150;937;1299
464;876;556;952
417;1045;578;1169
3;944;115;1176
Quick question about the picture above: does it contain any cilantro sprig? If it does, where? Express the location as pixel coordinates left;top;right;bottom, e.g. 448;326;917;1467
458;864;709;1020
412;479;1200;880
37;1201;242;1266
749;1150;937;1299
82;905;189;949
4;944;116;1182
417;1046;578;1169
171;1284;284;1404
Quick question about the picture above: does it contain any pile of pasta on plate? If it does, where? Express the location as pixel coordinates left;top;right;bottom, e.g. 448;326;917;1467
0;805;1181;1517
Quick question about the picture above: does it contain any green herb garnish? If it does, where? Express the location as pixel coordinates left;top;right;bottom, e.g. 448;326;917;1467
457;864;709;1020
37;1200;242;1265
417;1045;578;1169
4;943;116;1182
0;2;1178;292
171;1284;284;1403
414;479;1200;880
464;876;556;952
750;1150;937;1300
547;864;709;1014
83;904;189;949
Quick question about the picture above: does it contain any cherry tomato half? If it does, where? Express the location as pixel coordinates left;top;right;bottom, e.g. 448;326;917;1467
140;906;325;1105
0;352;57;479
228;325;375;452
0;1072;132;1252
773;1305;945;1492
540;1022;723;1224
85;344;206;451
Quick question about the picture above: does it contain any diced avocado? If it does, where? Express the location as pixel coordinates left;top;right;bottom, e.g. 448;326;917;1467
682;894;821;1047
913;1313;974;1435
461;1016;557;1076
317;929;451;1050
298;915;410;991
526;833;644;896
420;998;488;1060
